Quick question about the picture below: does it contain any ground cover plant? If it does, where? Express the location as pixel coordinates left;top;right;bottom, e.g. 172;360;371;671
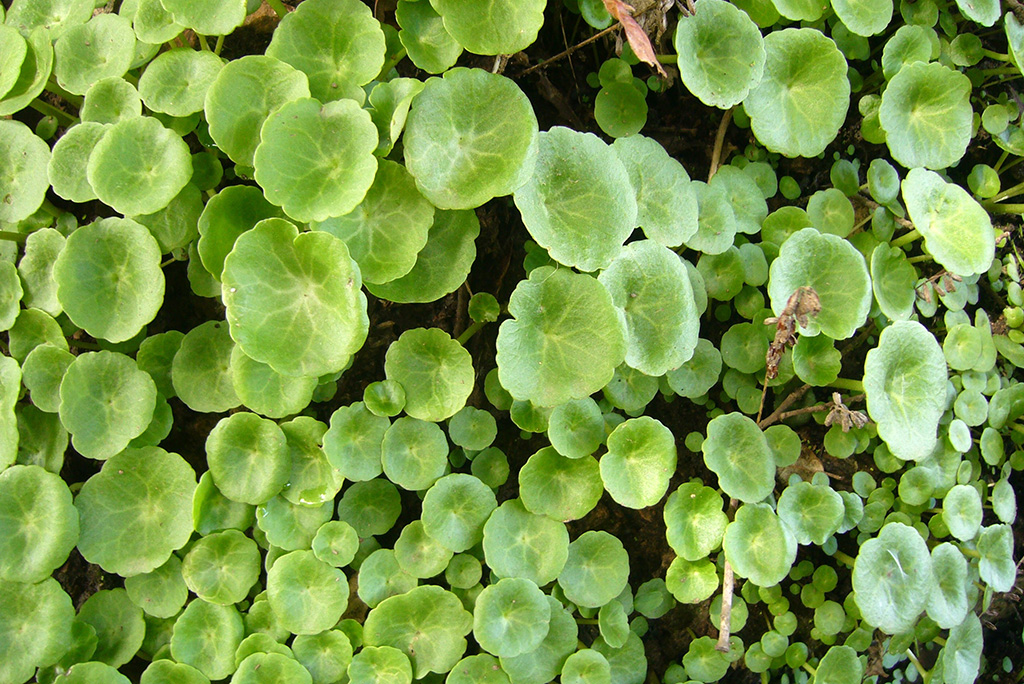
0;0;1023;682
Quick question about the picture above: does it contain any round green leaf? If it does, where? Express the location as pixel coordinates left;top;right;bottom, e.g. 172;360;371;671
363;585;473;679
232;652;311;684
0;578;74;684
314;159;433;285
223;218;368;378
431;0;544;55
140;660;209;684
870;243;917;321
169;322;239;414
53;13;135;95
601;417;677;509
358;549;419;609
832;0;892;35
863;320;947;461
474;578;551;658
348;645;412;684
336;478;402;537
792;334;841;386
723;503;797;587
368;76;425;156
940;614;982;684
182;529;261;605
365;208;480;304
0;120;50;224
611;134;697;247
926;543;968;628
254;97;378;223
78;588;145;667
206;412;289;505
852;522;933;634
312;520;359;568
292;630;352;684
768;228;871;340
404;68;538;209
54;217;164;343
0;25;27;100
56;662;131;684
267;550;348;635
547;397;605;459
901;168;995;277
496;267;626;407
279;417;339;507
942;484;982;541
744;28;850;158
514;127;636;271
702;412;774;503
598;240;699;377
0;465;78;583
132;0;184;44
76;447;196;576
674;0;766;108
204;55;310;166
395;519;453;578
192;471;254;536
230;346;317;420
665;557;718;604
483;498;569;586
59;351;157;460
363;380;407;418
396;0;462;74
384;327;473;422
519;446;603;522
381;416;449;491
47;121;107;203
164;0;245;35
878;61;972;170
17;228;63;318
777;480;844;546
595;82;647;138
22;344;73;414
124;555;188;619
448;654;510;684
170;600;244;680
266;0;385;102
6;0;91;38
977;523;1015;591
422;473;497;552
664;481;727;561
685;180;738;255
448;406;497;451
498;596;578;684
324;402;389;482
86;115;192;215
139;47;224;116
814;646;863;684
558;531;630;609
0;27;55;117
80;76;140;123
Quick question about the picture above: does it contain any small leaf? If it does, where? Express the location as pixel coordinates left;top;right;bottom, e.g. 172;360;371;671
474;577;551;657
430;0;545;55
267;550;348;635
0;120;50;223
702;413;774;503
723;503;797;586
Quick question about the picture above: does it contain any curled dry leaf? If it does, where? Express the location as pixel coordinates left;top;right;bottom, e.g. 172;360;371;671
602;0;669;77
824;392;869;432
764;286;821;379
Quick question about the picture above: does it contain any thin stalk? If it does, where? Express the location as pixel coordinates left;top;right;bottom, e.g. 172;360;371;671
983;49;1011;61
214;35;225;55
518;24;618;77
0;338;8;355
708;107;734;182
265;0;288;18
994;149;1011;174
906;650;931;684
28;98;77;127
985;178;1024;203
656;54;678;63
988;203;1024;214
801;663;817;677
40;198;62;218
70;339;102;351
959;546;981;559
828;377;864;392
196;33;211;51
832;550;856;567
378;47;408;78
907;254;933;264
576;618;598;625
456;320;487;345
890;228;921;248
45;78;83;107
0;231;27;244
1001;155;1024;175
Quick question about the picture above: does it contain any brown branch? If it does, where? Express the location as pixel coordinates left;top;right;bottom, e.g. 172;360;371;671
758;384;811;429
716;560;735;652
517;25;619;77
708;107;734;182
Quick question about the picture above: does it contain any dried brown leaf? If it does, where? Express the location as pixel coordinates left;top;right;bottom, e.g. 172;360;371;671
764;286;821;379
824;392;869;432
602;0;668;77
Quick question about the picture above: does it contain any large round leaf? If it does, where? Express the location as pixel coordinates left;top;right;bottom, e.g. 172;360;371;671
498;596;578;684
776;480;844;546
204;54;310;167
483;498;569;586
265;0;385;102
0;27;55;117
496;268;625;407
138;47;224;116
267;550;348;635
53;13;135;95
519;447;602;522
54;218;164;343
384;328;473;422
611;134;698;247
474;577;551;658
206;412;289;505
863;320;947;461
0;465;78;583
197;185;284;281
323;402;389;482
852;522;933;634
702;413;774;503
404;68;538;209
76;447;196;577
430;0;545;55
664;482;727;562
222;218;368;378
744;28;850;158
878;61;972;170
59;351;157;460
169;600;244;680
0;120;50;224
86;115;192;216
767;228;871;340
47;122;107;204
558;531;630;609
514;127;636;272
163;0;246;36
832;0;892;36
230;346;317;419
363;585;473;679
870;243;917;321
600;417;677;509
815;646;863;684
254;97;378;223
171;320;240;413
396;0;462;74
314;160;433;285
674;0;765;108
901;168;995;277
381;417;449;491
181;529;260;605
599;240;699;377
926;543;968;628
722;503;797;587
0;578;74;684
421;473;497;552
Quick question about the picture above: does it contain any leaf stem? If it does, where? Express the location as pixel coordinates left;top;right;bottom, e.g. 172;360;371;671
905;649;931;684
983;49;1011;62
890;228;921;248
518;24;619;77
576;618;598;625
0;231;27;244
378;47;408;79
70;339;102;351
986;178;1024;203
831;550;856;567
906;254;933;264
214;35;225;55
959;546;981;559
987;203;1024;214
197;33;211;51
994;149;1011;174
828;377;864;392
265;0;288;19
45;78;83;107
708;107;734;182
456;320;487;345
28;98;78;127
802;662;817;677
655;54;678;63
41;198;63;218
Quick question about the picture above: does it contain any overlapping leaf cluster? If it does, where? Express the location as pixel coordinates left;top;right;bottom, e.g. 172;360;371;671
0;0;1022;683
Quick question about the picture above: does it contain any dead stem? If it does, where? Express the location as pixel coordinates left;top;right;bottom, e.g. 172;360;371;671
517;25;619;77
708;107;734;182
